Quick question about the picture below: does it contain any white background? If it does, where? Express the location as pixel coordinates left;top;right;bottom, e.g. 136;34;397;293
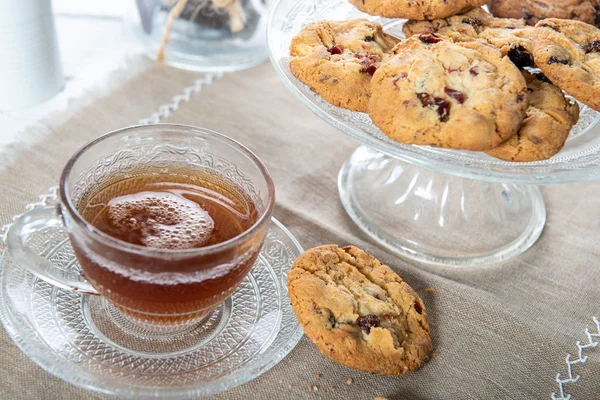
0;1;141;151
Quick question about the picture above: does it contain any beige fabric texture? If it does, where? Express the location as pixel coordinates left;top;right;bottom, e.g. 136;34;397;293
1;58;599;399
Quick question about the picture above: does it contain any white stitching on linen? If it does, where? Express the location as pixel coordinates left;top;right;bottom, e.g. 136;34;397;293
552;317;600;400
138;72;223;125
0;72;223;245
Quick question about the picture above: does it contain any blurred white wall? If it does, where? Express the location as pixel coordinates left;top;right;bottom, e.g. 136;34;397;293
54;0;127;17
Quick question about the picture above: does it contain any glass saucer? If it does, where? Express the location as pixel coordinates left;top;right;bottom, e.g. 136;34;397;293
0;192;303;398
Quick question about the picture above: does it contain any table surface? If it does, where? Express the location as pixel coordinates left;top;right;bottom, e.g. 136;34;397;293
0;4;599;400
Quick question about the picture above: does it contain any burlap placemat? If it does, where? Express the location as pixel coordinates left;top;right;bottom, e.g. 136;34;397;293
1;57;599;400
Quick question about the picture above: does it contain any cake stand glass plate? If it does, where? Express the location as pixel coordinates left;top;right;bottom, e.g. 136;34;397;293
267;0;600;266
0;191;303;399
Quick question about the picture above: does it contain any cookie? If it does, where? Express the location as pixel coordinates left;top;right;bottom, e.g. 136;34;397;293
530;18;600;111
369;34;528;151
489;0;600;27
349;0;487;20
403;8;536;68
486;71;580;162
403;7;527;38
289;19;399;112
288;245;432;375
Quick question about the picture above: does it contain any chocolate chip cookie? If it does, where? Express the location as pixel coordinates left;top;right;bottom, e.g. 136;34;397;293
486;71;580;162
530;18;600;111
289;19;399;112
488;0;600;27
403;8;536;68
369;34;528;150
288;245;432;375
349;0;487;20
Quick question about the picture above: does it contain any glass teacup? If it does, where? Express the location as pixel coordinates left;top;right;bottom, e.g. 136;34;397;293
7;124;274;332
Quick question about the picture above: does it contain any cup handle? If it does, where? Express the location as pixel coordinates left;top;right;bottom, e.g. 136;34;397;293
7;205;99;295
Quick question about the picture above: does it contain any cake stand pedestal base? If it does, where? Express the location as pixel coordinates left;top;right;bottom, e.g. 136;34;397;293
338;146;546;267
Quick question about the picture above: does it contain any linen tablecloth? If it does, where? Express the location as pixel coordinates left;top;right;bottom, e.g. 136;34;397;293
0;58;598;400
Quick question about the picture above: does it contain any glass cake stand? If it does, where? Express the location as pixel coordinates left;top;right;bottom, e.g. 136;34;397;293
267;0;600;267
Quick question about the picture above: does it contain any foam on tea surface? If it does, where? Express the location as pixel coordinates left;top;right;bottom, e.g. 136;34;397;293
80;170;258;251
107;191;215;250
71;169;263;322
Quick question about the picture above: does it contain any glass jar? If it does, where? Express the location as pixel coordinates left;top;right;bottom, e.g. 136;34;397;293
126;0;270;72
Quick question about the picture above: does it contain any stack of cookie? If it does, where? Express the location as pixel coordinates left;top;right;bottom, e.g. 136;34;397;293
289;4;600;162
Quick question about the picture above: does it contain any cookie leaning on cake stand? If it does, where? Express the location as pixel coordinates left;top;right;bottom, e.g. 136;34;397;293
268;0;600;267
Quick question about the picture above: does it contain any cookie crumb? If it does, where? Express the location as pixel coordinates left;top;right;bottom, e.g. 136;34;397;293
312;385;319;392
288;384;293;390
316;373;322;380
330;386;335;390
374;397;389;400
432;352;439;358
346;378;353;385
308;385;313;391
423;287;436;293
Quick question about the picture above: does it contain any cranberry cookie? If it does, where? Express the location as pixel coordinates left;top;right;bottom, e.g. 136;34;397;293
369;34;528;150
289;19;399;112
530;18;600;111
486;72;580;162
403;8;536;68
349;0;487;20
288;245;432;375
488;0;600;27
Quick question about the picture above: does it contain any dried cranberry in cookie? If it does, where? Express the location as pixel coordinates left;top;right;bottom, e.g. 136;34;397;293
530;18;600;111
507;45;535;68
349;0;487;20
369;35;528;151
289;19;399;112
